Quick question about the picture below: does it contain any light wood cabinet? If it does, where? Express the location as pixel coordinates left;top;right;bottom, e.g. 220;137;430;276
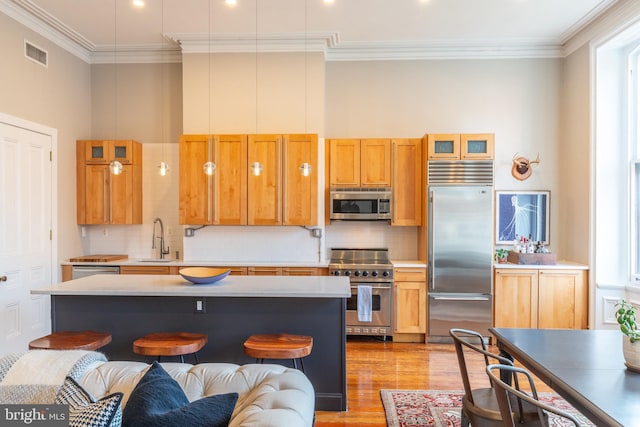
247;134;318;226
180;133;317;226
392;138;423;226
328;138;391;187
494;268;588;329
120;265;171;275
84;140;134;165
247;266;326;276
77;140;142;225
179;134;247;225
282;135;318;226
394;267;427;342
426;133;494;160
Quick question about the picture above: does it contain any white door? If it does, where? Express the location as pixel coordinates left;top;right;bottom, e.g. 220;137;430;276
0;121;52;356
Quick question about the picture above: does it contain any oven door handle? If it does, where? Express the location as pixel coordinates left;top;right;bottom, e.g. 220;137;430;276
351;285;391;290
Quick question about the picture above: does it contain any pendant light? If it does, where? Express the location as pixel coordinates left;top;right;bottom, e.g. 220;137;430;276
251;0;263;176
203;0;216;176
110;0;121;176
158;0;170;176
298;0;312;178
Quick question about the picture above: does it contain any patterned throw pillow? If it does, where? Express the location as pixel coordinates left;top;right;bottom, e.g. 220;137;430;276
122;361;238;427
55;376;123;427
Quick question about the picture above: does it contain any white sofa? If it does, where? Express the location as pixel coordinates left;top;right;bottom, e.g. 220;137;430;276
78;360;315;427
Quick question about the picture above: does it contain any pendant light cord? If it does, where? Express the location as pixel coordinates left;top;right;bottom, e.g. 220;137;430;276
255;0;258;134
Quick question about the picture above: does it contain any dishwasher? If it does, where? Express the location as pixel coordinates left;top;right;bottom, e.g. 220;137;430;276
71;265;120;279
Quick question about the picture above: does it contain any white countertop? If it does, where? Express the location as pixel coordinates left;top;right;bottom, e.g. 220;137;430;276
33;274;351;298
63;258;427;268
62;259;330;268
391;260;427;268
493;261;588;270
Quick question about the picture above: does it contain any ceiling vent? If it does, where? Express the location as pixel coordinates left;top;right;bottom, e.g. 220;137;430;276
25;40;48;67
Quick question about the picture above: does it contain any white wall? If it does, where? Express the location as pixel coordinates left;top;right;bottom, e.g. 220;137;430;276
0;12;92;279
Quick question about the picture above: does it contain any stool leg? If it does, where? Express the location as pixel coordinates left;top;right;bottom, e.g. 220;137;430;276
292;358;298;370
180;354;184;363
299;358;305;373
194;352;199;364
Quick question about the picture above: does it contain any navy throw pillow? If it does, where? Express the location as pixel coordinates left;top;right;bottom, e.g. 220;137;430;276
122;361;238;427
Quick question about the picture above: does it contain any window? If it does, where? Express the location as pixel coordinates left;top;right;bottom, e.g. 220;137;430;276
632;45;640;280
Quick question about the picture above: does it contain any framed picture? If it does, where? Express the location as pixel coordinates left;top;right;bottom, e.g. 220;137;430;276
495;191;550;245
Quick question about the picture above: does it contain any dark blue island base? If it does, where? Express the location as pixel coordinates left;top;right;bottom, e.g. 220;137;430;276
51;295;347;411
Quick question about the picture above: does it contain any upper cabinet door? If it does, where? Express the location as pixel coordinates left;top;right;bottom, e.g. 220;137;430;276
426;134;461;160
460;133;494;160
214;135;248;225
360;139;391;186
83;140;134;165
110;165;136;224
283;134;318;226
248;134;282;225
328;139;361;186
179;135;213;225
392;138;422;226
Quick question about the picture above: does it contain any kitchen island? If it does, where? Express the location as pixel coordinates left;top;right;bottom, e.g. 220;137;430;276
32;274;350;411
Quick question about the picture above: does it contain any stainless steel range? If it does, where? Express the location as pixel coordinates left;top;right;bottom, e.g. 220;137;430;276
329;248;394;338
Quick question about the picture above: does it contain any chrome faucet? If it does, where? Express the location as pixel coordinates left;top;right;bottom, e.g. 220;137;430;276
152;217;170;259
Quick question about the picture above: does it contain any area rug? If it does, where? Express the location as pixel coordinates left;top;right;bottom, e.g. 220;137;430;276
380;389;595;427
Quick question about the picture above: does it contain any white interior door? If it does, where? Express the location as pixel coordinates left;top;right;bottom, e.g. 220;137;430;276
0;121;52;356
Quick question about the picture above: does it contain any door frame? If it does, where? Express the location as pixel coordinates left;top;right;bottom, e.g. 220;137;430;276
0;111;58;285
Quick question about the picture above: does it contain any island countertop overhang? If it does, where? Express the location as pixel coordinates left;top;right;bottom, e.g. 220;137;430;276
32;274;351;298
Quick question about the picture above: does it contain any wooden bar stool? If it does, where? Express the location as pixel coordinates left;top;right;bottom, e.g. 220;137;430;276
29;331;112;351
132;332;207;363
243;333;313;372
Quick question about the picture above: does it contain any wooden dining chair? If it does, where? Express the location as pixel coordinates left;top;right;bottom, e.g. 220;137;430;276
486;364;581;426
449;328;540;427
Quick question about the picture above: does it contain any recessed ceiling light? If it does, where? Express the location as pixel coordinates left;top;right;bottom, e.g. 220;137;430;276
132;0;144;7
225;0;237;6
324;0;335;4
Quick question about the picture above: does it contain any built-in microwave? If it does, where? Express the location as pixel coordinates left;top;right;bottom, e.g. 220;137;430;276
329;188;392;221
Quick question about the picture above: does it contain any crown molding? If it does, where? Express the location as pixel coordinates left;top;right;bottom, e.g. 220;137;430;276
172;32;338;54
1;0;92;62
325;40;564;61
90;44;183;64
563;0;640;55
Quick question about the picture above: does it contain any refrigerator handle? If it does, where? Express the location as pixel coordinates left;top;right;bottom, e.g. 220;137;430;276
428;189;434;290
432;296;491;301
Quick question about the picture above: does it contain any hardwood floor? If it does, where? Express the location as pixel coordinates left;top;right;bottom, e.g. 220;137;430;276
314;336;550;426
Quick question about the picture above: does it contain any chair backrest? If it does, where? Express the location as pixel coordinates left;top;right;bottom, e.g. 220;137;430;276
486;364;581;427
449;329;513;404
449;328;514;405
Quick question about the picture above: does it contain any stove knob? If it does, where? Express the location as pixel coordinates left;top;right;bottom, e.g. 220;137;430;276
333;271;340;276
382;271;390;277
362;271;369;277
371;271;378;277
354;271;361;277
345;271;352;277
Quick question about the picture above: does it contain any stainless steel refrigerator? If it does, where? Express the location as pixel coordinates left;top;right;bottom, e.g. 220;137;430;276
427;161;494;341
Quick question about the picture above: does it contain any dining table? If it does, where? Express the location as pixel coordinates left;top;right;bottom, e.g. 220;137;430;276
490;327;640;427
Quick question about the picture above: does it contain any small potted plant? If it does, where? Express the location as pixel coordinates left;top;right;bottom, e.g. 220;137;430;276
494;248;509;264
615;299;640;371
